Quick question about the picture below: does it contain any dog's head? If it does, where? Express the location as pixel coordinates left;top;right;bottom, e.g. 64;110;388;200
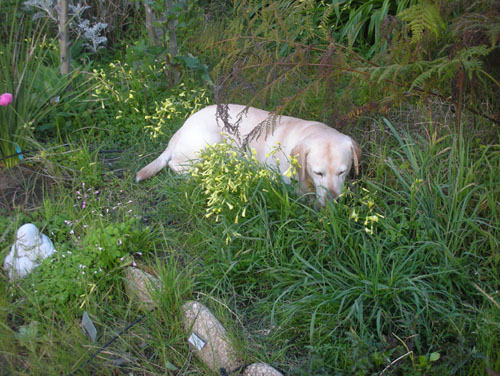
291;137;361;204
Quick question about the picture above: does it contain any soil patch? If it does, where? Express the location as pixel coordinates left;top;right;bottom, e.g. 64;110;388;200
0;164;55;213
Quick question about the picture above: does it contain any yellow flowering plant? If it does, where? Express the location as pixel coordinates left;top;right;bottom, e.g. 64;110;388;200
189;140;283;225
342;184;384;235
188;140;310;245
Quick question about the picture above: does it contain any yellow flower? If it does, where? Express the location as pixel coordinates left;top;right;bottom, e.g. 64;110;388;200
283;166;294;178
364;215;379;225
351;209;359;222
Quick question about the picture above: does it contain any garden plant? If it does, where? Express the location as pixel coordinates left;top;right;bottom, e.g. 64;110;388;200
0;0;499;375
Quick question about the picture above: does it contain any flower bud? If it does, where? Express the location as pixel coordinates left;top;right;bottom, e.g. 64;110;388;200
0;93;13;106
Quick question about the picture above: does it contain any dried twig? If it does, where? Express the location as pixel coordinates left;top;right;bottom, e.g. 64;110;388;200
379;351;413;375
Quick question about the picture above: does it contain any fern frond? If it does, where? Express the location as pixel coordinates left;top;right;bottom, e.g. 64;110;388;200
409;57;451;90
319;3;335;31
377;63;402;84
457;45;493;79
398;3;445;44
458;44;492;61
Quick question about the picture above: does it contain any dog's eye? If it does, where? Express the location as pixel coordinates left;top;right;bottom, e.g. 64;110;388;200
338;170;346;176
314;171;324;177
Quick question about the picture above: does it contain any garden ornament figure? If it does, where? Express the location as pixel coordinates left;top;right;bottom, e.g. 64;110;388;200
3;223;56;281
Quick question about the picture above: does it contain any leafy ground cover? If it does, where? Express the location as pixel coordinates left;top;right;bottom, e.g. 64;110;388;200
1;1;499;375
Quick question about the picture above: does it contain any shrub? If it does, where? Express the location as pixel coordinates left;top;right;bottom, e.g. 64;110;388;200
88;59;211;147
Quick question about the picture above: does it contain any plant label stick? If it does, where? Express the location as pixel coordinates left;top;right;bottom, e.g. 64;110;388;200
81;311;97;343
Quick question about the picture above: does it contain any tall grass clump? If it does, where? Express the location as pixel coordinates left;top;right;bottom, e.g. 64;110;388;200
156;121;499;374
0;3;77;167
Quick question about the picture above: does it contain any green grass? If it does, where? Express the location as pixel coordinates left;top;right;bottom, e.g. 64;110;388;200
118;115;498;374
1;65;499;376
1;103;499;374
0;7;499;373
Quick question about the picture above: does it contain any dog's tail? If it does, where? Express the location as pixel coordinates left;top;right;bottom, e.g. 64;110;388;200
136;147;172;182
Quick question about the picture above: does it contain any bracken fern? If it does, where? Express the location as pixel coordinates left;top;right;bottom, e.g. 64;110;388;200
397;2;446;44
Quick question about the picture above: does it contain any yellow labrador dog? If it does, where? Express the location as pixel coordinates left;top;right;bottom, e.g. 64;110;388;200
136;104;361;204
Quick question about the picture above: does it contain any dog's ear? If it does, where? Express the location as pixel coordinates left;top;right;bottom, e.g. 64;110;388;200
351;140;361;175
291;144;309;183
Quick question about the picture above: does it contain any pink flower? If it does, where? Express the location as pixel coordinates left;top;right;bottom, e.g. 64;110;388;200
0;93;13;106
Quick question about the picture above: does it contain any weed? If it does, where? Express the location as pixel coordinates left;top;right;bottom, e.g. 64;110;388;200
11;217;153;315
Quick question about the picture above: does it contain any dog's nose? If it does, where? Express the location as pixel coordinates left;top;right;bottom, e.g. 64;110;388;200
328;189;339;200
317;186;340;204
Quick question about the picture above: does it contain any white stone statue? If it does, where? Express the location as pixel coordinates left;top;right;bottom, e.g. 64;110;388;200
3;223;56;281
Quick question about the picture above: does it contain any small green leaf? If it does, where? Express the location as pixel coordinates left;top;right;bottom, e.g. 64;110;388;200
418;355;427;366
429;352;440;362
165;361;178;370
